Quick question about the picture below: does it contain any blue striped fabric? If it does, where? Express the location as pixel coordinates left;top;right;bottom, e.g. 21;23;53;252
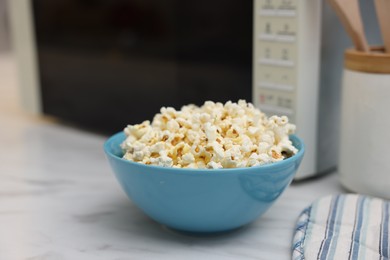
325;195;346;260
318;196;340;260
349;196;365;260
380;202;389;259
292;194;390;260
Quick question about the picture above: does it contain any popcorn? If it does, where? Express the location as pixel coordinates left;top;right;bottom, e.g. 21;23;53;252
207;161;223;169
121;100;298;169
181;152;195;165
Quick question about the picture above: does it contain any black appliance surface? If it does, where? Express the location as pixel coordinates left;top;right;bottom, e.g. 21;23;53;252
32;0;253;134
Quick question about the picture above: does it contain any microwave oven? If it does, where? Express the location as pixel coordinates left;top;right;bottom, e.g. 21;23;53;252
9;0;381;179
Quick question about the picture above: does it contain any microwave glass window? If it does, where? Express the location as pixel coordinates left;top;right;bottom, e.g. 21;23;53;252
32;0;253;134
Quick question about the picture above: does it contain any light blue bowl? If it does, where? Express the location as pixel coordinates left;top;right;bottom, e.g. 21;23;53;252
104;132;304;233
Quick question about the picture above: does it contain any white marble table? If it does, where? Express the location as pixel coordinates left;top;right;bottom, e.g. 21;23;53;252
0;54;345;260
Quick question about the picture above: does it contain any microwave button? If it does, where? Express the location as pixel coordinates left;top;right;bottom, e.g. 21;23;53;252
276;35;296;43
258;82;294;92
275;59;294;67
258;33;276;41
259;58;276;66
258;104;294;116
261;0;275;11
259;58;294;67
277;97;293;109
257;82;275;89
259;9;276;16
264;22;272;34
275;84;294;92
279;24;296;37
277;9;296;17
283;98;293;108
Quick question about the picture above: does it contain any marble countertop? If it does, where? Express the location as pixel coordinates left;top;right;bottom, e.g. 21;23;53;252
0;54;345;260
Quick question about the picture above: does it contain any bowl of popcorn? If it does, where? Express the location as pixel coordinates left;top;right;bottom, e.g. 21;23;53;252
104;100;304;233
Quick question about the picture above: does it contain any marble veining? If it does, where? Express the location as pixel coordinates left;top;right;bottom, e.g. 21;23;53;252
0;54;345;260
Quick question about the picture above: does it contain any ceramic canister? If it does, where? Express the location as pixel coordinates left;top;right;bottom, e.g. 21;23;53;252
339;47;390;199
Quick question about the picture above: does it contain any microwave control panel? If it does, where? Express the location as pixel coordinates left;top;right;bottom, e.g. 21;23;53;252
253;0;298;122
253;0;321;179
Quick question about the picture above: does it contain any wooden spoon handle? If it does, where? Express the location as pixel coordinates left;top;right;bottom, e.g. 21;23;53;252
374;0;390;53
327;0;369;52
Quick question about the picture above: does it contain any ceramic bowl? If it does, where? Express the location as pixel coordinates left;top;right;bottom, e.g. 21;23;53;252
104;132;304;233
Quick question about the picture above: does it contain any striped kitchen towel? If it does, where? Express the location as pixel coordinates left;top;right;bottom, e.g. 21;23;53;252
292;194;389;260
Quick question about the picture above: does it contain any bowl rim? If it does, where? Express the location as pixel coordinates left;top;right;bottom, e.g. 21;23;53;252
104;131;305;175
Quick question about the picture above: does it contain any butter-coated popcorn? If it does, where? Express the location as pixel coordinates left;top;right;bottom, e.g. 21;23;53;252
121;100;298;169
